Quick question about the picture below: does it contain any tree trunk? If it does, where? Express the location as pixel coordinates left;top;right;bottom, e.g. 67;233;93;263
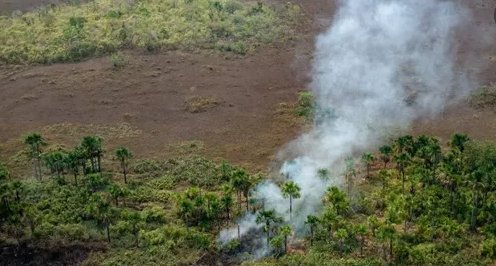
470;191;478;231
310;227;314;246
289;196;292;220
123;163;128;184
97;155;102;173
74;172;78;186
389;238;393;258
237;224;240;240
245;194;249;212
360;236;364;256
237;192;242;212
284;236;288;254
90;158;96;173
106;224;111;243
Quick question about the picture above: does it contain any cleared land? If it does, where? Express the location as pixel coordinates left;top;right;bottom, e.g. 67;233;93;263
0;0;495;170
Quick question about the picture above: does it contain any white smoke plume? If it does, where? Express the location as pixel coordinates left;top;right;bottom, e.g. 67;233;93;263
219;0;472;255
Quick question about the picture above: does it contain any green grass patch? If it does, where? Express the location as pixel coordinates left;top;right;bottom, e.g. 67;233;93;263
0;0;302;64
294;90;314;119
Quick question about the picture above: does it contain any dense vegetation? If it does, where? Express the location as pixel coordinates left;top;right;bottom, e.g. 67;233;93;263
0;133;262;265
1;131;495;265
0;0;301;64
247;134;496;265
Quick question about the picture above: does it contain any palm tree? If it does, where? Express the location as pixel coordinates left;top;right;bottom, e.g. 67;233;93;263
305;215;319;245
281;181;301;219
395;152;411;194
114;147;132;184
336;228;348;253
361;153;374;178
65;148;84;186
317;168;330;180
379;145;392;169
230;169;251;211
321;207;338;240
220;186;233;222
89;195;113;243
450;133;469;152
108;183;124;206
43;150;67;179
280;225;292;253
324;186;349;215
256;210;282;246
24;133;46;180
81;136;103;173
394;135;415;156
345;157;356;196
354;223;367;256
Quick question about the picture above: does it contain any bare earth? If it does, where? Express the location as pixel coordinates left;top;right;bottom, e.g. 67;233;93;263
0;0;495;174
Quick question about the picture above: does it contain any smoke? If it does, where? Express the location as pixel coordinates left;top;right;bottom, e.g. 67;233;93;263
219;0;473;256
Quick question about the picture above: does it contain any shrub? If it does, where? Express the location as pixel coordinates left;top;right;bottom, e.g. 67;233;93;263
294;91;314;118
481;238;496;259
469;84;496;109
109;52;128;69
0;0;300;64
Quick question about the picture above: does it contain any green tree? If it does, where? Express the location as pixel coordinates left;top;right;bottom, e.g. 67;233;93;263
256;210;282;246
317;168;330;180
354;223;368;256
324;186;349;215
108;183;125;206
361;153;375;178
336;228;348;253
280;225;292;254
81;136;103;173
88;195;113;242
114;147;132;184
450;133;469;152
230;169;251;211
220;185;233;222
394;152;411;194
43;150;67;179
24;133;46;180
65;147;85;186
345;157;356;196
281;181;301;219
305;215;319;245
321;207;339;240
379;145;392;169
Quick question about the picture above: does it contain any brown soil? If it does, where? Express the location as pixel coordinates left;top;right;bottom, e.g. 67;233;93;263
1;0;495;175
410;0;496;143
0;0;87;15
0;0;335;174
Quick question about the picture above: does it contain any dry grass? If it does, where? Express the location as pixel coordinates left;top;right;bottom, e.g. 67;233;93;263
183;95;222;113
0;0;302;64
469;84;496;110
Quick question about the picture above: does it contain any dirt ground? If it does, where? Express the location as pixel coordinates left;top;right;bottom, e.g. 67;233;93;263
0;0;495;175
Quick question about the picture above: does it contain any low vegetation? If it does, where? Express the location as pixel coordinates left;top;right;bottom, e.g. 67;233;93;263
294;90;314;119
470;84;496;110
0;0;301;64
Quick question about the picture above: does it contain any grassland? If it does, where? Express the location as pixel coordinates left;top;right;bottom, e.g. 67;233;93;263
0;0;301;64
